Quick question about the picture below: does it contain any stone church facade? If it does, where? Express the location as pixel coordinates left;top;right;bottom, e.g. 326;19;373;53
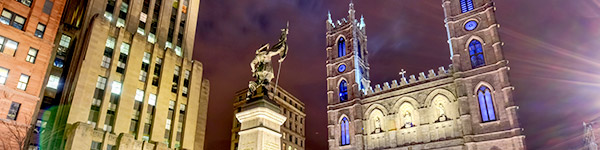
325;0;526;150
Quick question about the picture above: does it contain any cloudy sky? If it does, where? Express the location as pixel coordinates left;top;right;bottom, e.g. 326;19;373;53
193;0;600;149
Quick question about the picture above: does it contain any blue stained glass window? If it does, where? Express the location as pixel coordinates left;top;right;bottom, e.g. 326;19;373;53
339;80;348;102
477;86;496;122
469;40;485;68
341;117;350;145
338;37;346;57
460;0;474;13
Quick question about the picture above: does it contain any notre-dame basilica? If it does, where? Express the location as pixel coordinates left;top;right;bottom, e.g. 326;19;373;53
325;0;526;149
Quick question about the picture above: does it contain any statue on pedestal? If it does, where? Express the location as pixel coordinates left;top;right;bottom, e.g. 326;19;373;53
247;23;289;100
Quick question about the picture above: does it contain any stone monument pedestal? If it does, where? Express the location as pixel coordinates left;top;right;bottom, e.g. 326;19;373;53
235;95;286;150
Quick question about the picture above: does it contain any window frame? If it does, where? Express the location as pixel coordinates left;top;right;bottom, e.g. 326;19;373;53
0;67;8;85
339;80;348;102
7;101;20;120
17;74;29;90
0;9;27;31
337;37;346;57
35;23;46;38
340;117;350;146
26;48;38;63
477;86;497;122
469;40;485;68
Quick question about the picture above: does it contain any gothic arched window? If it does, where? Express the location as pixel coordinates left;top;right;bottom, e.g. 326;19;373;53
338;37;346;57
339;80;348;102
469;40;485;68
460;0;474;13
340;117;350;146
477;86;496;122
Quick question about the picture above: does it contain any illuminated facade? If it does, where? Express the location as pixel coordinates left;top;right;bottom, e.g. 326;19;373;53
0;0;66;149
325;0;525;149
231;86;306;150
34;0;209;149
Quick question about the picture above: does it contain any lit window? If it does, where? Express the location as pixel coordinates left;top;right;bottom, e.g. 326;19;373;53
175;46;182;56
116;18;125;27
137;27;145;35
478;86;496;122
338;37;346;57
469;40;485;68
140;52;151;81
35;23;46;38
0;10;12;25
104;12;113;22
165;41;172;49
111;81;122;94
96;76;107;90
135;89;144;102
460;0;474;13
57;34;71;57
102;37;116;68
0;67;8;85
117;43;130;73
116;1;129;27
147;33;156;43
0;10;26;30
340;117;350;145
47;75;60;89
339;80;348;102
148;93;156;106
1;37;19;56
26;48;38;63
16;0;33;7
105;0;116;22
7;102;20;120
17;74;29;90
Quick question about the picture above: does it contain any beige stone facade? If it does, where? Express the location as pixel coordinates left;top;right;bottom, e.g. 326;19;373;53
0;0;66;149
34;0;209;149
231;86;306;150
325;1;525;150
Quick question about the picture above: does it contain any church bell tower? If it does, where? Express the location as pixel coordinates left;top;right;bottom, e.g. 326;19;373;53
325;2;370;149
444;0;526;149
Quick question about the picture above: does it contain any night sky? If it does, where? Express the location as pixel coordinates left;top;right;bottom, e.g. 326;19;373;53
193;0;600;149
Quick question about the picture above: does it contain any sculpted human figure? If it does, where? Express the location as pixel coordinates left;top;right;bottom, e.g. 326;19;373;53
404;112;413;128
247;23;289;99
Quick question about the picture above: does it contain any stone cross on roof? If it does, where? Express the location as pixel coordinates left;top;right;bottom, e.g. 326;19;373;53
399;69;407;78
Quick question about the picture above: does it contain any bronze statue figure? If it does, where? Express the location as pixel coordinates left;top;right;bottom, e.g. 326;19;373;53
247;23;289;99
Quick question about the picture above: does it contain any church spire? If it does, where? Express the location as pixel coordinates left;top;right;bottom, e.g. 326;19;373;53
348;0;355;20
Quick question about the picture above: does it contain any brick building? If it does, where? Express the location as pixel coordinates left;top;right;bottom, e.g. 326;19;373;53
0;0;65;149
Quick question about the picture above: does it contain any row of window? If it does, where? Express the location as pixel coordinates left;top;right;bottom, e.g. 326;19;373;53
1;9;47;38
89;75;187;145
0;36;39;62
282;132;304;147
104;0;185;57
0;67;31;90
90;141;115;150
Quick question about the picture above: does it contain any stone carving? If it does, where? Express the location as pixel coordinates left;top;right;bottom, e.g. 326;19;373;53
247;23;289;99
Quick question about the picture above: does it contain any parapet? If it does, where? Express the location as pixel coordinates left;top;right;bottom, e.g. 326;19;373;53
365;65;453;96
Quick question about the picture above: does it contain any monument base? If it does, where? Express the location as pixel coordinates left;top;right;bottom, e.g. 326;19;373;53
235;98;286;150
